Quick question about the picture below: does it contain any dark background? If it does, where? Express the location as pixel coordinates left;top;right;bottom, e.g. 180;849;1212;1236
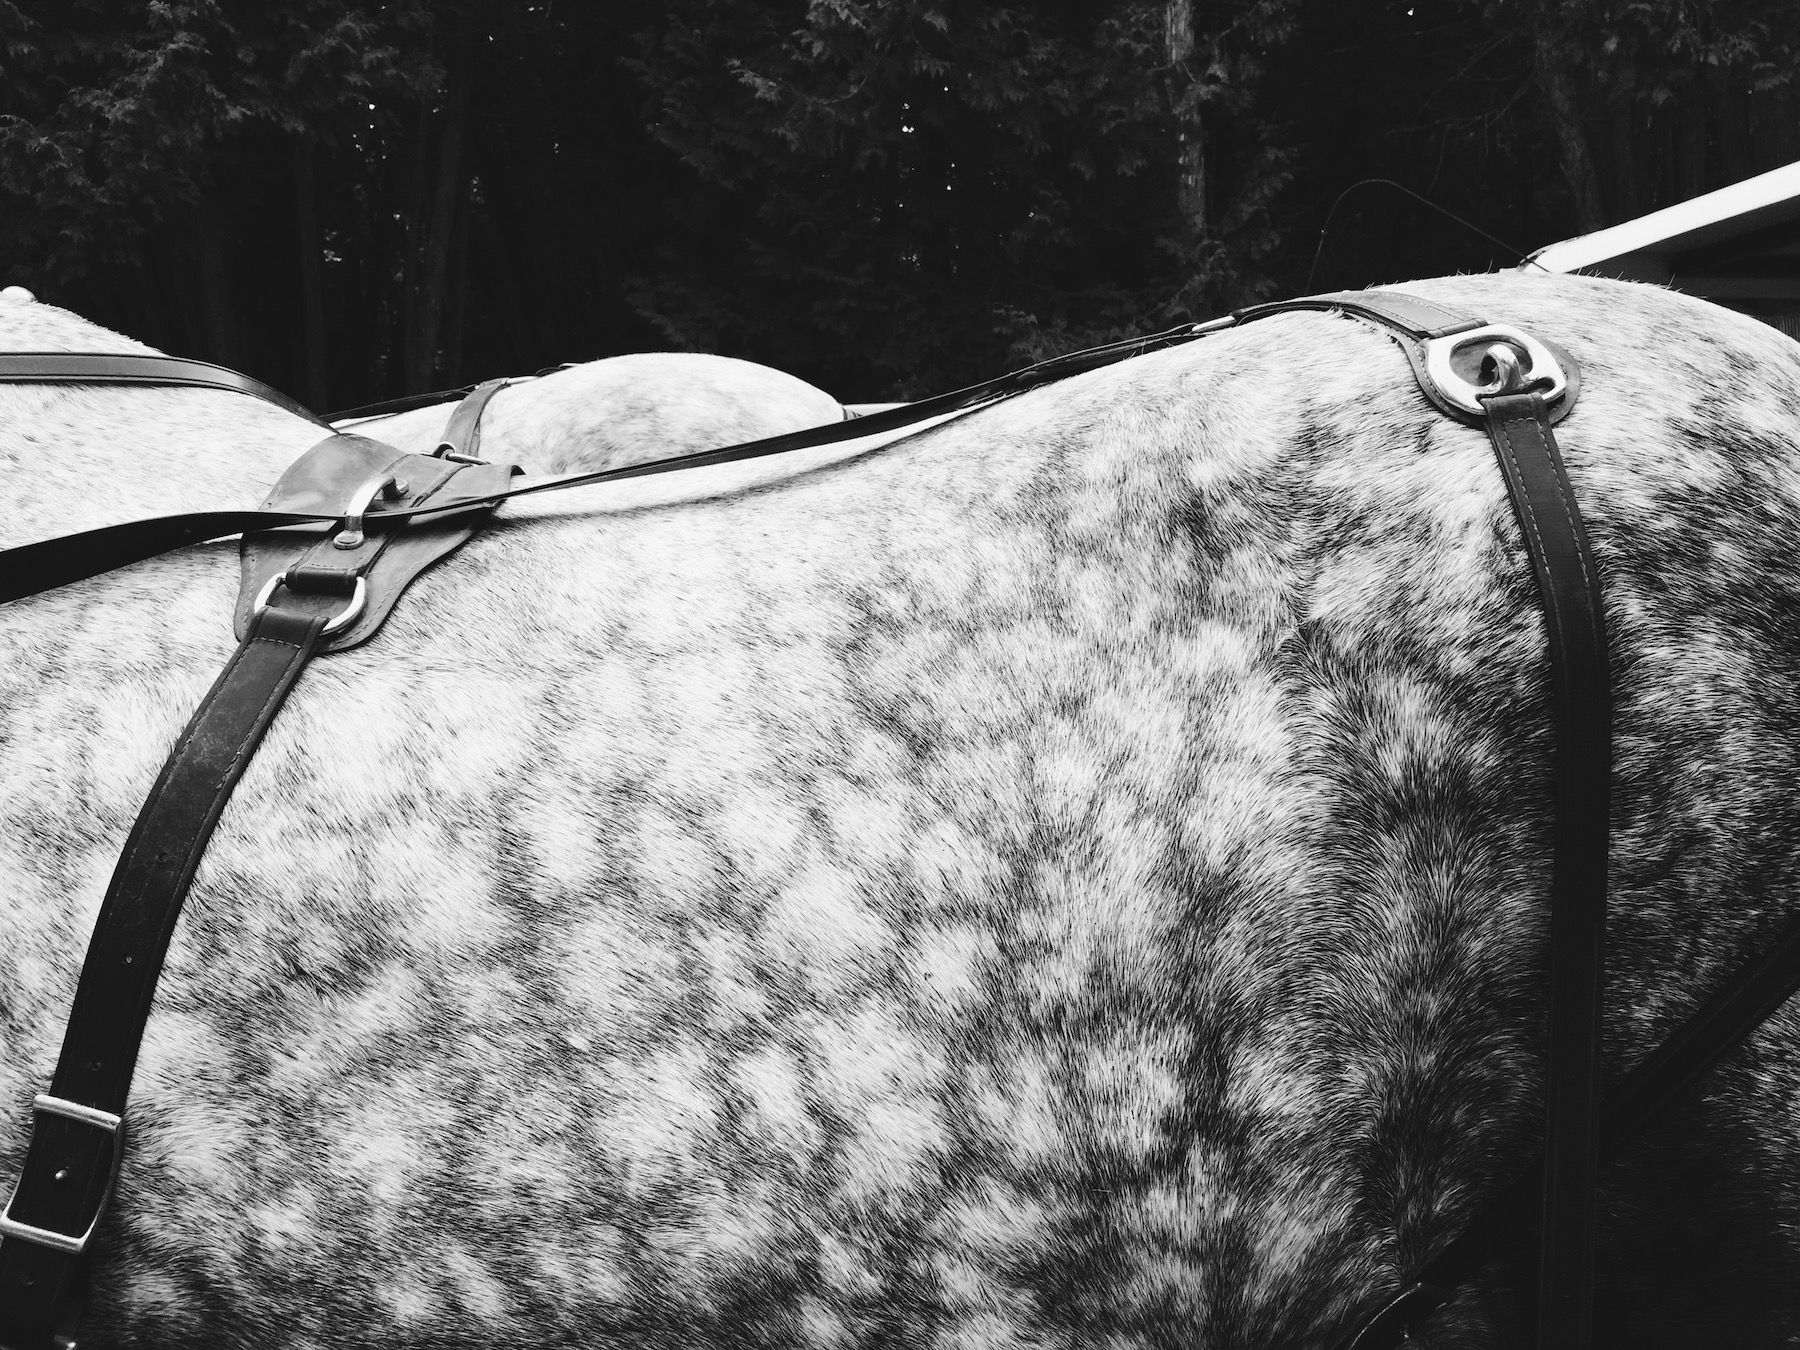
2;0;1794;406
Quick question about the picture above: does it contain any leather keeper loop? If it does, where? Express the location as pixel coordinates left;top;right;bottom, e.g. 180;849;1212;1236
286;565;359;596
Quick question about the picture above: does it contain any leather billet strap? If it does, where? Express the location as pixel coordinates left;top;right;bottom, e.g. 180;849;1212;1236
1303;303;1607;1350
0;605;330;1350
1481;392;1610;1350
1276;304;1605;1349
434;378;509;462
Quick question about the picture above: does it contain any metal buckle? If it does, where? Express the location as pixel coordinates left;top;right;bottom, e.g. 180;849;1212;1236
332;473;409;549
0;1095;126;1256
252;571;368;636
1422;323;1566;417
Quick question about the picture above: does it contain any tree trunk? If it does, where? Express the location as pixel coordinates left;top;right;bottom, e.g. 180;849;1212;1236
1605;99;1638;223
405;9;479;391
294;134;328;409
1166;0;1207;239
1532;26;1607;232
444;199;470;383
1706;67;1745;188
1673;99;1707;200
193;197;239;367
400;101;431;389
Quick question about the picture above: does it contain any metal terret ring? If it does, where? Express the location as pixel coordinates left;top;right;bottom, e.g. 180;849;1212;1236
1422;324;1567;417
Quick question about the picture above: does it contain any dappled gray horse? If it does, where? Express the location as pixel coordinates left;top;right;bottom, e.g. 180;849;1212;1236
2;273;1798;1348
337;351;847;473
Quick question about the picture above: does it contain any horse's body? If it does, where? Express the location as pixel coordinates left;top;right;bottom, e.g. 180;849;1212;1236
336;352;847;473
2;274;1798;1348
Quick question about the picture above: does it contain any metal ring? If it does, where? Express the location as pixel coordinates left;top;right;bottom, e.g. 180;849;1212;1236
1422;323;1567;417
251;571;368;636
332;473;408;550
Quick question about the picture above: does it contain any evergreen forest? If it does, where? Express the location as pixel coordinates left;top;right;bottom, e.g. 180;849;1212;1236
1;0;1795;406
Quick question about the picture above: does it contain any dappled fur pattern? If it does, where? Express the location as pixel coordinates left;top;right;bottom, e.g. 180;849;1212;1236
340;352;847;473
1;274;1798;1348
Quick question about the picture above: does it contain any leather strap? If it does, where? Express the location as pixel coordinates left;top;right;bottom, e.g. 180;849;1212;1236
1337;382;1609;1350
1;297;1505;610
434;379;509;462
1481;392;1611;1350
326;363;576;426
0;445;507;1347
1345;899;1800;1349
1236;288;1487;340
1307;307;1605;1348
0;605;330;1350
0;353;329;429
234;437;516;651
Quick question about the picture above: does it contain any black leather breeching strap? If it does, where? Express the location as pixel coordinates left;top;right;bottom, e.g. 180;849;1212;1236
0;605;329;1350
1481;391;1611;1350
1298;302;1607;1350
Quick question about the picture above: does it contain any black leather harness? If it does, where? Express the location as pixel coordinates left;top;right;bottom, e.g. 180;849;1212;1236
0;290;1793;1350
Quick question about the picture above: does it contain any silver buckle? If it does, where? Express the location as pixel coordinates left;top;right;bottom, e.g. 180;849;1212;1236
252;571;368;636
0;1095;126;1256
332;473;409;550
1422;323;1567;417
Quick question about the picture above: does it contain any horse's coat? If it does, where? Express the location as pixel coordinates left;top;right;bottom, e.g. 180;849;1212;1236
2;274;1799;1349
338;352;847;473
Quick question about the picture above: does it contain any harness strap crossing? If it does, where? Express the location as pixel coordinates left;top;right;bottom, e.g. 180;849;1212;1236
234;436;518;651
0;321;1217;606
1346;894;1800;1348
0;438;509;1350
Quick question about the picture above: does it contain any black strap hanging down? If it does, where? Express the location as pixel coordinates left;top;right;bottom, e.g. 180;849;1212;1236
1480;392;1611;1350
0;605;330;1350
1299;308;1610;1350
0;442;509;1348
